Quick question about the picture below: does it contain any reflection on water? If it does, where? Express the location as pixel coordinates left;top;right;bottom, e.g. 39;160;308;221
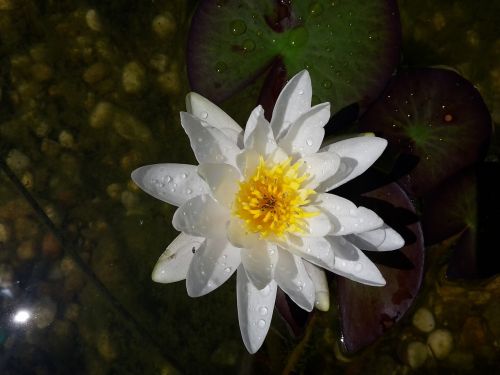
0;0;498;373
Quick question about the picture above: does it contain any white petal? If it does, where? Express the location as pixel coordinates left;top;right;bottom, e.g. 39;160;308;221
198;163;241;208
347;224;405;251
237;266;277;354
319;136;387;191
186;238;241;297
303;211;332;237
303;261;330;311
328;237;386;286
172;194;229;238
236;149;260;179
278;102;330;157
243;106;277;157
151;233;204;283
275;249;315;311
241;241;278;290
180;112;240;165
285;235;334;270
314;193;384;235
271;70;312;140
299;151;341;190
131;164;208;207
185;92;243;134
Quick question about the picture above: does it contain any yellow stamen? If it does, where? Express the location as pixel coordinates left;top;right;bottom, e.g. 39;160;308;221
233;156;318;239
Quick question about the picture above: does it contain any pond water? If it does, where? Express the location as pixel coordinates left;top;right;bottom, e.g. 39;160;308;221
0;0;498;374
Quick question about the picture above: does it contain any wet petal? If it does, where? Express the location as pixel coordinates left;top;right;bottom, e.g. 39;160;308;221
271;70;312;140
319;136;387;191
278;102;330;157
303;211;332;237
328;237;386;286
241;241;278;290
299;151;341;190
243;105;277;157
303;261;330;311
131;164;208;207
198;163;241;207
314;193;384;235
347;224;404;251
186;238;241;297
172;194;229;238
237;266;277;354
185;91;243;134
284;235;334;270
180;112;240;165
152;233;204;283
275;249;315;311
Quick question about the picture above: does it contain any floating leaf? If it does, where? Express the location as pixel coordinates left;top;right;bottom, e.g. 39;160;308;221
188;0;401;112
336;183;424;353
359;68;492;196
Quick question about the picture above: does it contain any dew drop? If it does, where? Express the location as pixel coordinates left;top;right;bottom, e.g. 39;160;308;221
443;113;454;122
242;39;255;52
181;173;188;178
224;267;232;273
186;188;192;195
354;263;363;272
215;61;227;73
197;137;203;142
200;111;208;119
259;306;268;315
322;79;332;89
230;19;247;35
298;89;304;95
306;138;313;146
170;188;176;193
309;2;324;16
306;247;312;253
257;319;266;328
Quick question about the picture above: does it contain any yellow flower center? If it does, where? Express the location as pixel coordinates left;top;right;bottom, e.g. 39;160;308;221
233;156;318;239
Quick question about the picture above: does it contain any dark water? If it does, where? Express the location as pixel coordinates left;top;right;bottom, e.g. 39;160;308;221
0;1;498;374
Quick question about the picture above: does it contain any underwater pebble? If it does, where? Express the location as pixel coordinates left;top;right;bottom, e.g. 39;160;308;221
0;222;11;242
59;130;75;148
29;44;48;62
34;297;57;329
0;263;14;288
90;101;114;128
412;307;436;333
85;9;102;32
42;232;61;258
64;303;80;322
17;240;37;261
113;110;151;141
106;183;122;200
34;121;50;138
427;329;453;359
43;204;62;226
158;70;181;94
31;63;53;82
83;62;108;84
152;13;176;39
150;53;169;72
21;171;34;189
97;331;118;361
122;61;146;94
15;217;39;241
405;341;428;369
6;149;30;172
121;190;139;212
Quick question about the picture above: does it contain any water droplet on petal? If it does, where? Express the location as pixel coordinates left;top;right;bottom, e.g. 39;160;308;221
354;263;363;272
200;112;208;119
230;19;247;35
224;267;232;273
197;137;203;142
166;176;172;183
242;39;255;52
257;319;266;328
259;306;268;315
306;139;313;146
186;188;192;195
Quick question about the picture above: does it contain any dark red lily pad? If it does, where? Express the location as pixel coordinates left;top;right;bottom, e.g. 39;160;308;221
188;0;401;112
359;68;492;196
336;183;424;353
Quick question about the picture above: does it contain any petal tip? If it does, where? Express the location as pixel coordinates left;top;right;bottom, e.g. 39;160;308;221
315;291;330;311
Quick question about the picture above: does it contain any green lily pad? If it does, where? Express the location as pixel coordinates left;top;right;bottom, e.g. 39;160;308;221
358;68;492;196
187;0;401;112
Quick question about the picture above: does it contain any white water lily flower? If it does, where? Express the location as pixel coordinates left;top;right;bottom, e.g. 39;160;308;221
132;70;404;354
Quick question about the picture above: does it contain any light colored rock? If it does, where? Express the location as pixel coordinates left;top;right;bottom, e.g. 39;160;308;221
59;130;75;148
106;183;122;200
405;341;428;369
158;70;181;94
17;240;37;261
122;61;146;93
90;101;114;128
412;307;436;333
34;297;57;329
112;110;151;141
427;329;453;359
86;9;102;32
83;62;108;84
0;223;11;242
150;53;169;72
6;149;30;172
21;171;34;189
152;13;176;39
